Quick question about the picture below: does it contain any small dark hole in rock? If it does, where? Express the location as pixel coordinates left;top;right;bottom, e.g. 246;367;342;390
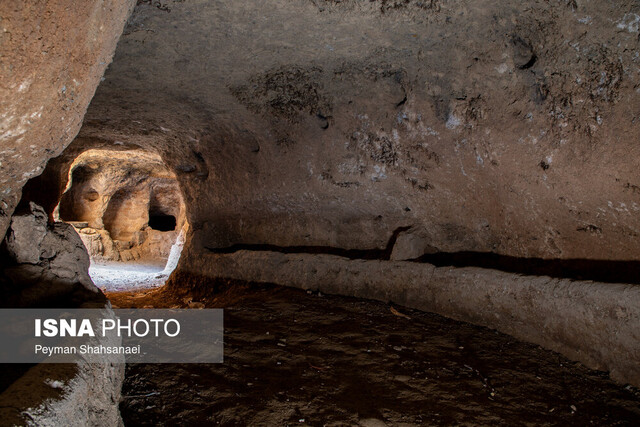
149;214;176;231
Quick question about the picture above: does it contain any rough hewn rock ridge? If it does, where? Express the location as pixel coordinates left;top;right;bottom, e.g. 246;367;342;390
0;356;125;427
173;249;640;387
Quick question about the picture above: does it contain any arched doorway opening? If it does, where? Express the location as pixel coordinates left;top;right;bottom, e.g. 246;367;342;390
53;148;188;292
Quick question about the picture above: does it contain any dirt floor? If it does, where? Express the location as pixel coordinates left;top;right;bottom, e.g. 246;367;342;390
90;260;169;292
106;283;640;426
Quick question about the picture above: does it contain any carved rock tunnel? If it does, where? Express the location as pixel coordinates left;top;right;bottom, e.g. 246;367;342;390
1;0;640;425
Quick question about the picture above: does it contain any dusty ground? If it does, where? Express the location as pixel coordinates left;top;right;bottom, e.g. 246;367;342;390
90;260;168;292
107;284;640;426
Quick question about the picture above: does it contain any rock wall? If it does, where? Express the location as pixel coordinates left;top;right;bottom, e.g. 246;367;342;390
0;0;136;237
0;203;124;425
5;0;640;401
0;203;102;308
0;1;134;423
74;0;640;262
0;360;125;427
0;2;137;424
13;0;640;271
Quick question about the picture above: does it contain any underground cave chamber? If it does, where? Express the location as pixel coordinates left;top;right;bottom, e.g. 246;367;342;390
1;0;640;425
10;146;189;294
56;148;188;291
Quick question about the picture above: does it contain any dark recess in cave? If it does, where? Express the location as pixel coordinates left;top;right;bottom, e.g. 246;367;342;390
148;213;176;231
208;243;640;285
59;165;92;221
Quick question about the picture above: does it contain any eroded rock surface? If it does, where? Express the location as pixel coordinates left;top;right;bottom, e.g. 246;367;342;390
0;202;101;307
4;0;640;399
0;202;124;426
74;0;640;261
0;348;125;427
0;0;135;237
